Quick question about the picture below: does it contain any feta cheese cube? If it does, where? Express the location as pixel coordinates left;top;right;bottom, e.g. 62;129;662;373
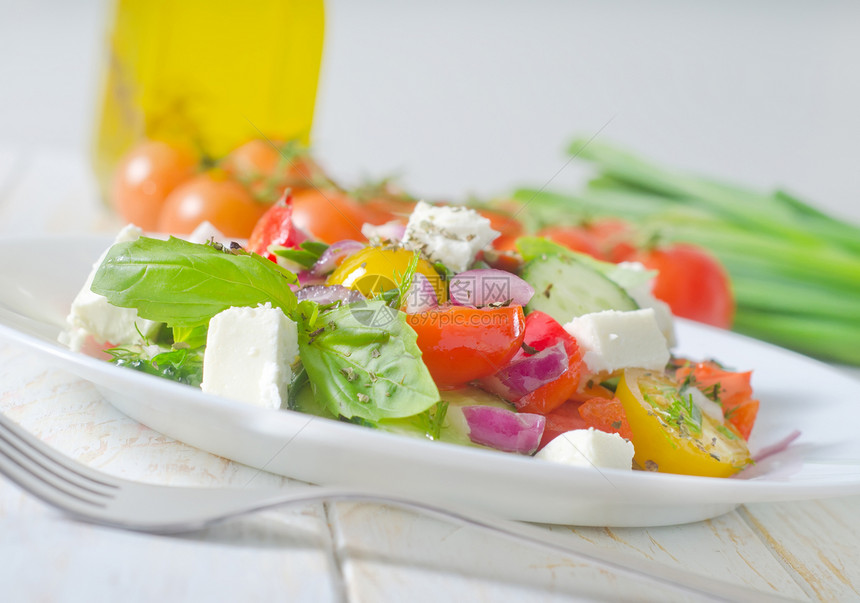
563;308;670;374
535;428;634;470
61;224;162;352
401;201;499;272
612;261;676;346
201;304;298;410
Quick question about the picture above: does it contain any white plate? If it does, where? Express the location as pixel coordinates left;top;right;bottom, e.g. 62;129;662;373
1;234;859;527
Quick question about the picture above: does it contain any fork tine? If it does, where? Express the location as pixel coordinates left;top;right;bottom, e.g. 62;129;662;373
0;414;117;511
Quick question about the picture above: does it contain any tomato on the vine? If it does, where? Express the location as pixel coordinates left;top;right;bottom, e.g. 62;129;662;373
157;172;267;238
291;188;377;243
633;243;734;328
111;141;197;231
406;305;525;388
221;139;323;200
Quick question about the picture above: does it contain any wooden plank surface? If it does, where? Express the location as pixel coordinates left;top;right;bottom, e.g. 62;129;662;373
0;342;344;603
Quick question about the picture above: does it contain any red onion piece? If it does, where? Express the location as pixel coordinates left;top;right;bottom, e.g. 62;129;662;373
402;273;438;313
296;285;364;305
449;269;534;307
461;406;545;455
477;342;568;401
297;270;326;287
311;240;364;276
752;430;801;463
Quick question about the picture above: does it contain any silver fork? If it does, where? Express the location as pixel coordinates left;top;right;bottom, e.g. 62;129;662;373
0;411;792;603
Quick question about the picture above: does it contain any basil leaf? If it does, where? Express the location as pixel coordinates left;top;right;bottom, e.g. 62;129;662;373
108;345;204;387
91;237;297;328
299;301;439;422
273;240;330;269
172;324;209;349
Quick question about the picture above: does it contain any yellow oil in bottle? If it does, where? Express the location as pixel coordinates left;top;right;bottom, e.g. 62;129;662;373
92;0;325;200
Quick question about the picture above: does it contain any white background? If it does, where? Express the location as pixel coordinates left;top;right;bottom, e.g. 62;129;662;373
1;0;858;223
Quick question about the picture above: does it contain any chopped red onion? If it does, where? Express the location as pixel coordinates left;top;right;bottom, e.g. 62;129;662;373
402;273;438;313
477;342;568;401
449;269;534;307
296;285;364;305
461;406;545;455
296;270;326;287
311;240;364;276
752;430;801;463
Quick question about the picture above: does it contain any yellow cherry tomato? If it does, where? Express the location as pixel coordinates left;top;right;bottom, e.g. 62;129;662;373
327;247;447;302
616;368;751;477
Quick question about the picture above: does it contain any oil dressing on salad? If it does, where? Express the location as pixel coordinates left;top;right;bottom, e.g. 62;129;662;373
60;193;761;478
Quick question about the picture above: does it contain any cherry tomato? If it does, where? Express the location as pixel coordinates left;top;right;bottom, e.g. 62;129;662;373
158;172;267;238
673;360;759;440
514;311;584;415
633;243;734;328
221;139;323;200
246;192;303;262
291;189;375;243
111;141;197;231
617;368;750;477
327;246;447;303
406;305;525;388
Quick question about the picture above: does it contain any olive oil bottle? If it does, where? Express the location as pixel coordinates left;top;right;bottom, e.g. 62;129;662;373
91;0;325;200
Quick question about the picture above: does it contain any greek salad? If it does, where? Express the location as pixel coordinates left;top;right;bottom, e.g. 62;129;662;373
61;194;760;477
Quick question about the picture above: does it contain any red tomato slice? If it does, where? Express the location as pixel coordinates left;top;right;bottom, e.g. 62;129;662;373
246;191;302;262
406;305;526;388
674;360;759;440
537;400;588;450
578;396;633;440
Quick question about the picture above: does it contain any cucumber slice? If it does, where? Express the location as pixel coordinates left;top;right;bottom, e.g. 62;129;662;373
522;254;638;323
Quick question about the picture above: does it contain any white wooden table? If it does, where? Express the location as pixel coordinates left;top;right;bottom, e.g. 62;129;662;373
1;147;859;602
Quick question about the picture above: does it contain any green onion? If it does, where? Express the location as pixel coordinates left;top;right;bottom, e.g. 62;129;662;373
512;138;860;366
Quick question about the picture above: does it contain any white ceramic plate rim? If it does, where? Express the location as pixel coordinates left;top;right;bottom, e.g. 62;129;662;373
1;234;859;526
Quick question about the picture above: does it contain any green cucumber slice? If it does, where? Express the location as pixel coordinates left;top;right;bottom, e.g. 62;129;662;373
522;254;638;324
